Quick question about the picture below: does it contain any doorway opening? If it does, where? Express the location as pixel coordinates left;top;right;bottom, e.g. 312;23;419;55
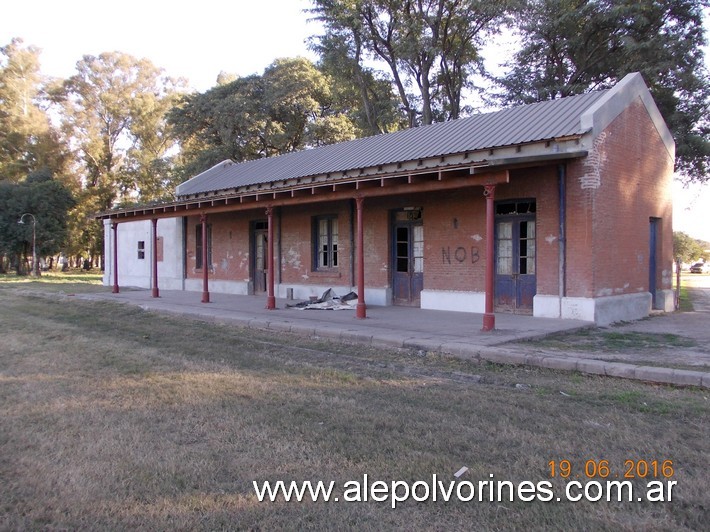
391;208;424;306
495;200;536;314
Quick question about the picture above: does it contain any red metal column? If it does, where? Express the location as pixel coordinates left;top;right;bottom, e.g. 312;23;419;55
482;185;496;331
201;214;210;303
266;206;276;310
355;196;367;319
111;221;119;294
151;218;159;298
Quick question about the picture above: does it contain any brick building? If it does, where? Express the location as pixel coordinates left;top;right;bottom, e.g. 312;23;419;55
98;73;675;327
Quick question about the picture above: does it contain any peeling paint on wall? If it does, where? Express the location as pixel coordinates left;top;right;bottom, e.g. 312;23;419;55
661;269;672;288
238;250;248;271
580;131;609;189
470;234;483;242
597;287;614;297
545;234;557;244
285;248;302;270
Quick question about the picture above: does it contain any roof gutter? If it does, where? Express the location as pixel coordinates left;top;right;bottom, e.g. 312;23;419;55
471;150;588;173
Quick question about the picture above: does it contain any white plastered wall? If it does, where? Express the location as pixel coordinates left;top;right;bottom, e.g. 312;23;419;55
103;218;184;290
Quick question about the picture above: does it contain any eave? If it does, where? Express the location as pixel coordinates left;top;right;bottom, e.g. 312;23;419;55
96;142;588;223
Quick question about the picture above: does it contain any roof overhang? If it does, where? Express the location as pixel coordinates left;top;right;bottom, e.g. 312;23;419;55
97;147;587;223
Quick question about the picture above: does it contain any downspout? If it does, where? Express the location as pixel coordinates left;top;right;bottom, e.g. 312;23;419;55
111;221;119;294
277;207;282;286
558;164;567;318
151;218;159;298
349;199;355;289
201;214;210;303
181;216;187;291
266;207;276;310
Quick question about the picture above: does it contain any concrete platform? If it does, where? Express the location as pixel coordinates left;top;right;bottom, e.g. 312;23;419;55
78;286;710;389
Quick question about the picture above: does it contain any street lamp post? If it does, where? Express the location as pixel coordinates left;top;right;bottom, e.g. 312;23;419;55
18;213;38;277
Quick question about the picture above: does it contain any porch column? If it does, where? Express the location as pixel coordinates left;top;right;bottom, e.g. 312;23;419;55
482;185;496;331
266;206;276;310
151;218;159;298
201;214;210;303
111;221;119;294
355;196;366;319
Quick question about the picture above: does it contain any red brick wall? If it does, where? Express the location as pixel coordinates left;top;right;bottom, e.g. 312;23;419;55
185;211;254;281
279;201;352;287
567;97;674;298
421;189;485;291
182;177;562;298
496;168;560;297
564;160;595;298
181;100;672;306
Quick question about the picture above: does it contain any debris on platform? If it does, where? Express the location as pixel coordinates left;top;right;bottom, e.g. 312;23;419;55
287;288;358;310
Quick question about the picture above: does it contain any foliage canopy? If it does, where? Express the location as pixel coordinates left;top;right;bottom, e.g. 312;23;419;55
0;171;75;273
497;0;710;183
310;0;516;127
168;57;358;179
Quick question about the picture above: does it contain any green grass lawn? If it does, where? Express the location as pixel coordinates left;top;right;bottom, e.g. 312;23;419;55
0;286;707;530
678;284;694;312
0;269;105;293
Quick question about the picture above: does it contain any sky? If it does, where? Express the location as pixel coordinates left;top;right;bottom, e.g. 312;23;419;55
2;1;709;243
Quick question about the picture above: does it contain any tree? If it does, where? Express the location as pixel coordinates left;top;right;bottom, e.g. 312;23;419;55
51;52;184;262
673;231;705;264
169;57;358;178
497;0;710;183
55;51;184;207
309;3;406;135
0;170;75;274
310;0;515;127
0;38;66;183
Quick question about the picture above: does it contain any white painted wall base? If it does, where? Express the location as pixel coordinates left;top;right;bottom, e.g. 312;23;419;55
561;293;651;325
655;289;675;312
594;292;652;326
533;295;562;318
184;278;250;295
560;297;595;321
420;290;485;313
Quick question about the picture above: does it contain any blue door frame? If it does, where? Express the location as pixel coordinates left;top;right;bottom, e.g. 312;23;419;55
649;218;659;308
495;211;536;314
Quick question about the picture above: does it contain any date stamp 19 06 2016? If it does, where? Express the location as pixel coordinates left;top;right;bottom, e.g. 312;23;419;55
548;459;674;480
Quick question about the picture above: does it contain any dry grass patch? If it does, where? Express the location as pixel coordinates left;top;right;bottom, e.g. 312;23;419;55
0;289;708;530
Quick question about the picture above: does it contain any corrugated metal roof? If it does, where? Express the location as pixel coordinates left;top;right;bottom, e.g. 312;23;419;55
176;90;609;197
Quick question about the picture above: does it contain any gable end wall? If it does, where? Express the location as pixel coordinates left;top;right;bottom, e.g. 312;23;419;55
567;97;674;314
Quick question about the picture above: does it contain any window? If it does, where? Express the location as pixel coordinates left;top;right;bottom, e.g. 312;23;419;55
313;216;338;270
496;201;536;216
137;241;145;260
195;223;212;270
